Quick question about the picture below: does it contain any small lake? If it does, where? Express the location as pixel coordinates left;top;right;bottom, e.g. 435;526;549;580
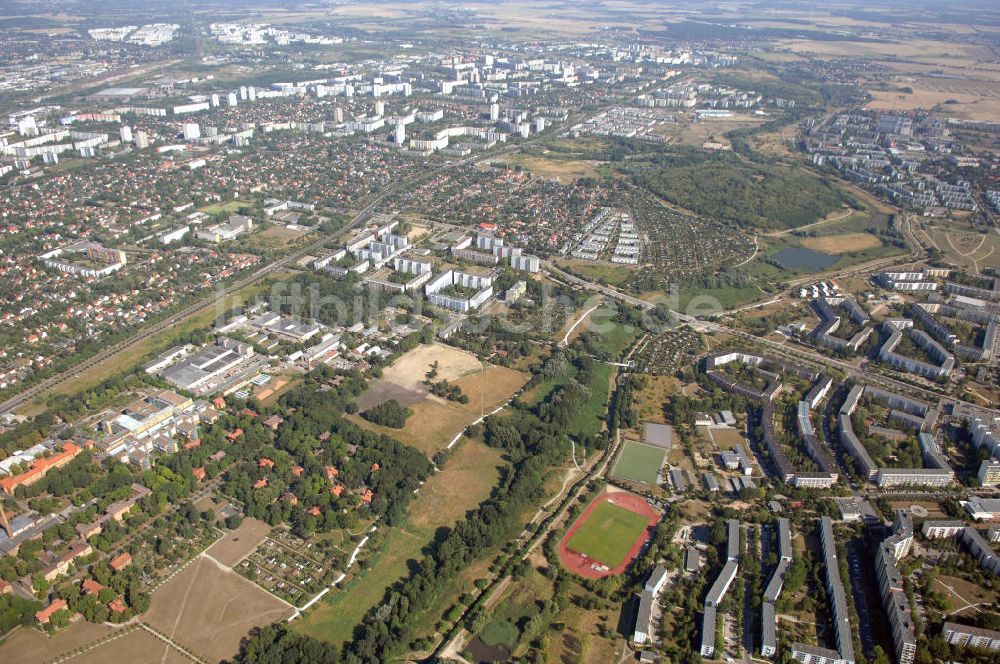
772;247;838;271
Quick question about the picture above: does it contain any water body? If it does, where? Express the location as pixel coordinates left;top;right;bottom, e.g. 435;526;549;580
772;247;838;271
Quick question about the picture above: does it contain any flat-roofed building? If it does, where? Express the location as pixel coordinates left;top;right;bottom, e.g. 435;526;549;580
633;590;654;644
157;338;259;395
942;621;1000;651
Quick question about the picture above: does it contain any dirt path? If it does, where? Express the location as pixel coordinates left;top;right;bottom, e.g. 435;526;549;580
560;299;603;346
765;207;855;237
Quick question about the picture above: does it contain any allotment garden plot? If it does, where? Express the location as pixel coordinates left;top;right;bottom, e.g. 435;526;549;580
237;533;339;606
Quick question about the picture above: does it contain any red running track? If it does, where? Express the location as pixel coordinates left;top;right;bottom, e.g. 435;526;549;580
557;491;661;579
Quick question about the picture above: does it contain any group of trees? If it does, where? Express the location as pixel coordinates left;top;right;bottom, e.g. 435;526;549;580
360;398;412;429
232;333;610;663
425;379;468;404
0;594;42;637
206;369;434;532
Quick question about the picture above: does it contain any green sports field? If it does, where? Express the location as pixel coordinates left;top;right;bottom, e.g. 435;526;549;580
611;440;666;485
565;501;651;567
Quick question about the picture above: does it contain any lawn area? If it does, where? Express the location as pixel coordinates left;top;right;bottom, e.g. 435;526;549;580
292;437;503;646
471;568;554;657
557;259;635;287
611;440;666;485
523;370;574;407
565;501;652;568
568;363;612;439
585;311;639;358
480;618;519;650
676;284;764;314
201;199;251;215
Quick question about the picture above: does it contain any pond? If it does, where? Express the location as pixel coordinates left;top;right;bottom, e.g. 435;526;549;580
772;247;838;271
464;636;511;663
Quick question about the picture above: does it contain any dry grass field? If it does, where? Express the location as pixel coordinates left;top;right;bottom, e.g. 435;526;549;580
408;437;504;531
204;517;272;566
935;574;999;615
259;224;311;242
799;233;884;254
356;342;483;410
631;375;680;424
506;152;605;181
145;556;295;663
709;427;746;448
921;224;1000;272
887;500;949;519
0;619;120;664
352;345;528;457
70;628;196;664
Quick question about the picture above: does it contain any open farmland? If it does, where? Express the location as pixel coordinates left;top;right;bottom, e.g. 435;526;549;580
144;556;296;663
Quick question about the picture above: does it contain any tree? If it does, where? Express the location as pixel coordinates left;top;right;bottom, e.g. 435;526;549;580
32;572;49;597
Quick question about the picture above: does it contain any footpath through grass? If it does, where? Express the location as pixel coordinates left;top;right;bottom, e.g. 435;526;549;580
292;438;503;645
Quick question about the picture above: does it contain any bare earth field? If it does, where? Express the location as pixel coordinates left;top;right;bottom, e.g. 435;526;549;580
355;342;483;410
204;517;272;566
145;556;295;663
0;619;119;664
69;628;195;664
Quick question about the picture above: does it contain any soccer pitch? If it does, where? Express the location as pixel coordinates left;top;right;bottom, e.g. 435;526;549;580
565;501;651;568
611;440;666;485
